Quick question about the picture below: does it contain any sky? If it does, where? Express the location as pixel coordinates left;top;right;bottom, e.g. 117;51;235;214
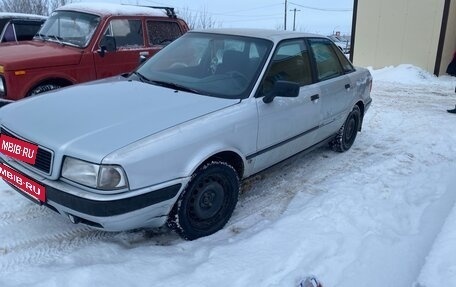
1;65;456;287
76;0;354;35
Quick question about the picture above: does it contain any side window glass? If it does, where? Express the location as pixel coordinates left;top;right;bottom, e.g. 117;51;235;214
103;19;143;49
260;39;312;96
309;39;343;81
335;47;355;73
147;21;182;46
14;22;43;41
2;23;15;42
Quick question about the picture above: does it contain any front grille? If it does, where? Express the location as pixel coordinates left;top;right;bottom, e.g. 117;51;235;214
0;127;53;174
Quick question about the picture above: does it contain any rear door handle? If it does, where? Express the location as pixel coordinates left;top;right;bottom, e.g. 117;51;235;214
311;94;319;101
345;83;351;89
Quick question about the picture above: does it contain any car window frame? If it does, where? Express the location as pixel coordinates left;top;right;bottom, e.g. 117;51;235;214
10;19;45;42
307;37;347;82
255;37;315;99
99;17;145;50
146;19;183;47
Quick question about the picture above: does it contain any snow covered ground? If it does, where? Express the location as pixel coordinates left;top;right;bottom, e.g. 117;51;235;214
0;64;455;287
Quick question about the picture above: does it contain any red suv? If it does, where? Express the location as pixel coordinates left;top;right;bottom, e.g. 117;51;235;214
0;3;189;104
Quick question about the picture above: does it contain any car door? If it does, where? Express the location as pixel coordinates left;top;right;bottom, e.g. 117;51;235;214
93;18;150;78
253;39;322;172
308;38;353;140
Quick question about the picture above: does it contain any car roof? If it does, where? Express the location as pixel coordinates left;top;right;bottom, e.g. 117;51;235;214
191;28;326;42
0;12;47;20
57;2;169;17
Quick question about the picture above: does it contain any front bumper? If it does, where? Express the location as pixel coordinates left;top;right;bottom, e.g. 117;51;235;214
1;159;189;231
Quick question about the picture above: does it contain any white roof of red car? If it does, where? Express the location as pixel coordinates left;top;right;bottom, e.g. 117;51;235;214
57;2;168;17
0;12;47;20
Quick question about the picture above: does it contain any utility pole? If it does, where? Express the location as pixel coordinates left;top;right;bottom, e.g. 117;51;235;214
290;8;300;31
284;0;287;30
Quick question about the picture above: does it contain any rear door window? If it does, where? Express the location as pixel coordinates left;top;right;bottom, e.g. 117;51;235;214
147;20;182;46
309;38;344;81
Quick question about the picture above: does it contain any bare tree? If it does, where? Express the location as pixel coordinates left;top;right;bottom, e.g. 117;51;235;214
0;0;72;16
178;6;220;30
49;0;71;12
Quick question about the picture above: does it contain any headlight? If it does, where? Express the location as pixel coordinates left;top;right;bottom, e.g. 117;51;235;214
61;157;128;191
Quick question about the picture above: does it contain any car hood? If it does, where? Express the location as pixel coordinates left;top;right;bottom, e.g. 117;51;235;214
0;77;240;163
0;40;82;70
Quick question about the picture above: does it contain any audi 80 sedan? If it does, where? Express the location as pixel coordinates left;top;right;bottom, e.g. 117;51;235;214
0;29;372;240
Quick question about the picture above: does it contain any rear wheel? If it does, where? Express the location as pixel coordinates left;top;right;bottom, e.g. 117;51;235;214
167;161;240;240
330;105;361;152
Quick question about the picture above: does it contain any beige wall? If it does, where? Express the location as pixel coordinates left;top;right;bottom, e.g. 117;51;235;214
439;0;456;75
353;0;446;74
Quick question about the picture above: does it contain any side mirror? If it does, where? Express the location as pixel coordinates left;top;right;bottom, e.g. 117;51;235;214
98;35;116;57
263;80;300;103
139;54;148;65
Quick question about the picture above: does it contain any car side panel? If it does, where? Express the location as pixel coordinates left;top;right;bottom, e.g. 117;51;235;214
317;74;353;140
103;100;259;190
4;52;96;99
253;83;322;173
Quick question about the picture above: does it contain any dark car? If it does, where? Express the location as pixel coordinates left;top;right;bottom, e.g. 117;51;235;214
0;12;46;43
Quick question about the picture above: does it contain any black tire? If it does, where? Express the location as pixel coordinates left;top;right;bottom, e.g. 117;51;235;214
330;105;361;152
167;161;240;240
28;83;62;97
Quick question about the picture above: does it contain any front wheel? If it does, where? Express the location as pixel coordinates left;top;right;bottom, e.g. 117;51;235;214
167;161;240;240
330;105;361;152
28;83;62;97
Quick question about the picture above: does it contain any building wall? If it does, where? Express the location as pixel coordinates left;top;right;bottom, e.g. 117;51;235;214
353;0;446;74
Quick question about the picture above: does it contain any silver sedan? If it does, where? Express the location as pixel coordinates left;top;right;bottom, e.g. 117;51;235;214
0;29;372;240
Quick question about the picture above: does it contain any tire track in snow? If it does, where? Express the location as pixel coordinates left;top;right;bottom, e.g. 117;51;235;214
227;147;346;232
0;204;54;227
0;227;113;275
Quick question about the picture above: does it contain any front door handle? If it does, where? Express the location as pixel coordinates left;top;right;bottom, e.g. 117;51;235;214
345;83;351;89
311;94;320;101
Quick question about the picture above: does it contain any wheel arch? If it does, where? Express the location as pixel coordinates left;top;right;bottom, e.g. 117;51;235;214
190;149;245;180
26;77;75;97
355;100;365;131
202;151;244;178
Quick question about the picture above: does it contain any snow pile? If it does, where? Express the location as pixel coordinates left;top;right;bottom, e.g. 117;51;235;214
369;64;440;85
0;65;456;287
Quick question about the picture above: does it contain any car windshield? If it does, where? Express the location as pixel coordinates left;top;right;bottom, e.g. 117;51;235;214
35;11;99;48
135;32;273;99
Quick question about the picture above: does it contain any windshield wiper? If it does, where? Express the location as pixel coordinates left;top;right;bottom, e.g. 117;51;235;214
34;33;46;41
47;34;64;45
132;71;153;84
132;72;203;95
149;80;202;94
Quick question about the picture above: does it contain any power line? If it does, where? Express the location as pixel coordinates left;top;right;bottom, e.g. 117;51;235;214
142;0;282;17
288;1;352;12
